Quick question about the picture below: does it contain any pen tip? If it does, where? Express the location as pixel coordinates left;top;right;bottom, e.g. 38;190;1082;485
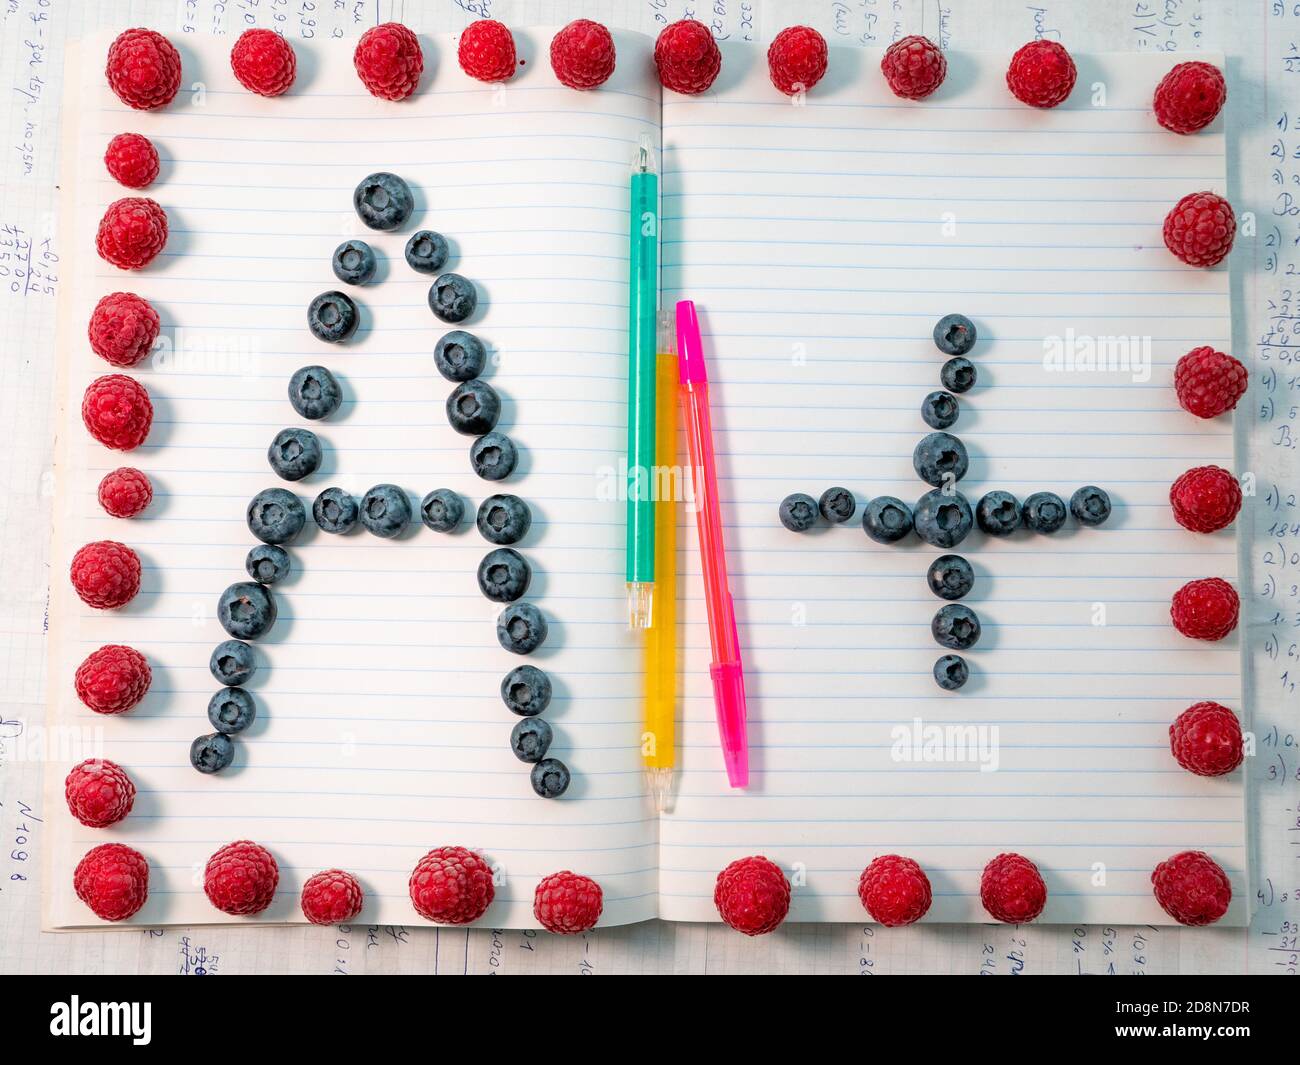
646;768;674;813
635;133;656;174
627;583;654;629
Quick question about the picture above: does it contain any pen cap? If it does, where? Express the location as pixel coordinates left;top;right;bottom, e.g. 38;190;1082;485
676;300;707;386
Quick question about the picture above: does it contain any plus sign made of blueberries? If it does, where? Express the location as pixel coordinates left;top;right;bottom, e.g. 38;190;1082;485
191;172;569;800
779;313;1113;690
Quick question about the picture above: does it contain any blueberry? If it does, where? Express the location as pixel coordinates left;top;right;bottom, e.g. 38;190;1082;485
913;431;968;487
933;654;969;691
497;601;547;655
288;365;342;421
913;489;973;549
308;290;359;344
478;547;531;603
1070;485;1112;527
434;330;487;382
1022;491;1067;534
190;732;235;774
218;581;278;640
933;313;976;356
313;487;358;534
470;432;518;481
360;484;411;539
268;427;322;482
927;554;974;600
862;496;913;543
511;717;553;764
247;488;305;545
530;757;570;799
921;391;959;430
420;488;464;533
209;640;256;687
477;494;531;545
353;171;413;231
246;544;289;585
932;603;981;650
331;239;376;285
446;379;501;436
976;490;1021;538
818;487;855;524
428;273;478;324
941;356;977;394
501;665;552;717
207;686;256;734
779;492;819;532
405;230;449;274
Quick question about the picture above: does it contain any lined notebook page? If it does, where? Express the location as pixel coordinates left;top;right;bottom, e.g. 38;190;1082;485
45;30;661;929
658;45;1245;924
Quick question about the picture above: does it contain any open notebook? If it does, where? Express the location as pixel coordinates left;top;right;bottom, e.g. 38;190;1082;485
45;29;1243;929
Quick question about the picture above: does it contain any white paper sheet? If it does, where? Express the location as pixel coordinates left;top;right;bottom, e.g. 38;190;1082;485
45;29;1244;931
657;43;1244;925
44;28;661;930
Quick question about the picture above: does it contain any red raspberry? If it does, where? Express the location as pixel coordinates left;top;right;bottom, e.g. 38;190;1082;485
88;291;160;368
231;28;297;97
533;870;603;934
458;19;517;83
1170;465;1241;533
105;28;181;111
204;840;280;915
1164;191;1235;268
1006;39;1076;108
300;869;364;925
96;196;168;270
1151;850;1231;926
70;542;142;610
767;26;828;97
1170;577;1239;641
1174;346;1248;419
714;855;790;935
654;19;721;96
858;854;932;926
74;643;151;713
980;852;1046;923
82;373;153;451
1154;61;1226;135
354;22;423;101
550;20;616;91
104;133;159;189
65;758;136;828
98;467;153;518
1170;701;1244;777
409;845;495;924
880;35;946;100
74;842;149;921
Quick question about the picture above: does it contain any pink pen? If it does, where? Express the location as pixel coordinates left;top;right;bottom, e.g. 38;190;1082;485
676;300;749;788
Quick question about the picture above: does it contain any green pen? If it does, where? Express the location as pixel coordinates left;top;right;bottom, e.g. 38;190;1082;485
626;133;658;629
